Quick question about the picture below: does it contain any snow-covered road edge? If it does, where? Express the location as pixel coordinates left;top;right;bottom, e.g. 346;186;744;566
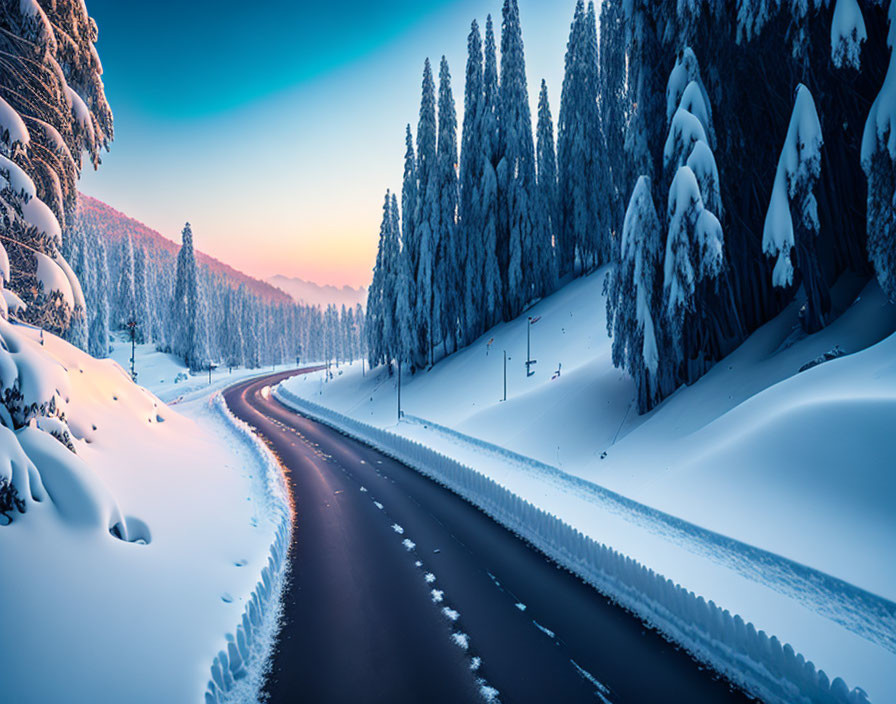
275;385;868;704
204;394;293;704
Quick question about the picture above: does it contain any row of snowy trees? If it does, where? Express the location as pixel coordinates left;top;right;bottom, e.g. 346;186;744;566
371;0;896;418
366;0;647;373
68;213;366;374
606;0;894;411
368;1;567;371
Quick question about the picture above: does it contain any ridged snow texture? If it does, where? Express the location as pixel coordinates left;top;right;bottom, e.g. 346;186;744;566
205;394;293;704
274;386;871;704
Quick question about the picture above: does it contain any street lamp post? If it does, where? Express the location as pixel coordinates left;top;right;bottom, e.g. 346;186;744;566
126;319;138;382
397;362;402;421
526;316;538;377
503;350;507;402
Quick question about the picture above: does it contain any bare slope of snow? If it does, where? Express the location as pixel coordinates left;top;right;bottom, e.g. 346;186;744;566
278;268;896;701
0;326;288;703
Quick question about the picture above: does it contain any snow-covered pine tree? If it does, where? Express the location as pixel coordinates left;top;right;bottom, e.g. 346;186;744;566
435;56;460;355
222;286;245;368
366;191;390;367
481;15;502;331
338;304;348;363
132;244;152;344
392;193;414;369
381;189;401;367
115;235;136;329
325;304;337;369
415;59;438;368
663;47;723;219
598;0;629;246
460;20;485;346
536;80;559;298
663;165;725;382
0;0;112;334
607;176;663;412
401;124;418;346
343;305;355;362
763;84;829;332
557;1;602;276
243;295;260;368
657;46;740;388
387;192;407;366
862;0;896;301
87;230;110;358
172;222;210;372
498;0;539;318
355;301;367;364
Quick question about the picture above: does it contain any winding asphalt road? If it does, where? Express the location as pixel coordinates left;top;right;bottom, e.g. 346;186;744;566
224;369;753;704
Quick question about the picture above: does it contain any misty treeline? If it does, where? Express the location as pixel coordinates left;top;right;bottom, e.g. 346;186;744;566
367;0;895;412
65;216;366;373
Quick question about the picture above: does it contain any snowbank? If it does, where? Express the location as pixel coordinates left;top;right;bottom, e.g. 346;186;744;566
0;325;288;703
205;394;292;704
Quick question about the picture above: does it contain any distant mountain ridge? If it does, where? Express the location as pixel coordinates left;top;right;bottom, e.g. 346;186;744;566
268;274;367;310
78;194;292;305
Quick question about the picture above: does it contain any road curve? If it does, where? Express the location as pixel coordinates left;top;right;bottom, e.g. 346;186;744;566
224;369;752;704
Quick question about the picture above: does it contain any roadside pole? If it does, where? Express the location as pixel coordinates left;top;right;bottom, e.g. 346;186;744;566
503;350;507;402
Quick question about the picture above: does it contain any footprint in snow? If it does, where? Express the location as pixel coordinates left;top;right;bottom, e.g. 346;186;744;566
234;559;247;567
221;593;234;603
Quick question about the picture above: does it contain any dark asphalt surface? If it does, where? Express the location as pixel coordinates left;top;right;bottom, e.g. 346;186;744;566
224;369;753;704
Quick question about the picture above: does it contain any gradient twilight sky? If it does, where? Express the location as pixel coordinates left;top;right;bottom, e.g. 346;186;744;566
79;1;573;288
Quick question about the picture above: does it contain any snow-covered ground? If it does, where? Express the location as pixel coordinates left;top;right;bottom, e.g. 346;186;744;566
278;268;896;702
109;337;284;404
0;329;289;703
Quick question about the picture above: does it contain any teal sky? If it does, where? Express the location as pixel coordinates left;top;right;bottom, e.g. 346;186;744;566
79;1;572;288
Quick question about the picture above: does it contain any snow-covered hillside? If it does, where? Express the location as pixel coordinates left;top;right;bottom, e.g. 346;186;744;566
108;335;280;405
0;323;289;703
278;268;896;701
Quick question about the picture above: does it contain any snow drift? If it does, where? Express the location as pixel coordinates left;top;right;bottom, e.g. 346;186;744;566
0;323;289;703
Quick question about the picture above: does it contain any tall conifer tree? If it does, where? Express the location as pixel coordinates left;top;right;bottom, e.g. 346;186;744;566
436;56;460;354
536;80;559;298
481;15;503;331
460;21;485;344
498;0;539;317
415;59;438;367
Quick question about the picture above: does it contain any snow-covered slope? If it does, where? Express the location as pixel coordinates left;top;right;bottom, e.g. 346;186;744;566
0;324;288;703
108;336;279;405
278;268;896;701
